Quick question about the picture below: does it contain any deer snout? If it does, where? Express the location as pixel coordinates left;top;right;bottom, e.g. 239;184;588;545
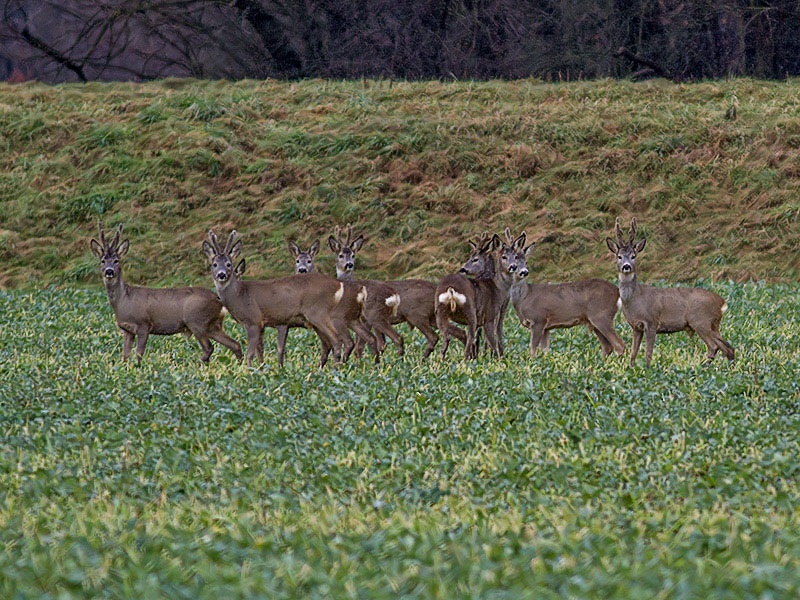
459;267;468;274
344;262;354;270
104;268;115;278
621;263;632;273
518;268;529;278
297;267;308;273
216;271;228;281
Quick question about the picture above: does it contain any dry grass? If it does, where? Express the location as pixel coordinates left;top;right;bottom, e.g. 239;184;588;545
1;77;799;288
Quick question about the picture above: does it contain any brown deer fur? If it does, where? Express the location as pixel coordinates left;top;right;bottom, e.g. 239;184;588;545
607;218;735;367
90;223;242;363
203;230;344;367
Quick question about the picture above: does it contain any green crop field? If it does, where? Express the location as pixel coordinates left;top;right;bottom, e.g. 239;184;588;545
2;281;800;598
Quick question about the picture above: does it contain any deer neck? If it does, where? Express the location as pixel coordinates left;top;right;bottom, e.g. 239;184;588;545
103;273;127;309
491;263;514;300
618;272;639;303
214;275;242;303
337;269;354;281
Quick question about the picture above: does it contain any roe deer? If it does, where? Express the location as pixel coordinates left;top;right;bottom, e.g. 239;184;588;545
275;239;377;366
203;230;344;367
607;218;735;368
508;228;625;359
328;225;404;358
90;223;242;363
435;232;527;360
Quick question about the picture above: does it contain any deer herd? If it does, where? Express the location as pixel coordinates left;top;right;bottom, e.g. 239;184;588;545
89;218;735;369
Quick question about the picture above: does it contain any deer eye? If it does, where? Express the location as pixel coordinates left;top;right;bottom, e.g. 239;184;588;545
631;254;636;259
617;255;622;260
226;262;231;268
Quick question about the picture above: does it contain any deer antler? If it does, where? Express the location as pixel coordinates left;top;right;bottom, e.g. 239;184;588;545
629;218;638;245
223;230;238;255
333;225;342;244
207;230;221;254
109;224;122;251
98;223;107;249
344;223;352;246
615;218;625;246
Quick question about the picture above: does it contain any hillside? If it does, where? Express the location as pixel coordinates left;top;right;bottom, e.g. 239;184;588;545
1;78;799;288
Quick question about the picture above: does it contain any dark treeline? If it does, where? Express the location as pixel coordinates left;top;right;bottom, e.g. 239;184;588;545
1;0;799;82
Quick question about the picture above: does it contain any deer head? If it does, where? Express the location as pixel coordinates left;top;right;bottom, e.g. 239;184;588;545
327;224;365;279
287;239;319;274
203;229;244;290
459;232;496;277
606;217;646;277
90;223;129;282
497;227;533;281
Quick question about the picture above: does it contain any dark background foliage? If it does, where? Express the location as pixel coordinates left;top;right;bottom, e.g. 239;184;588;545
1;0;799;82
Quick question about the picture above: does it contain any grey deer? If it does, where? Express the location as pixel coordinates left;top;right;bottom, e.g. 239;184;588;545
329;224;447;358
508;228;626;359
435;232;527;360
203;230;344;367
90;223;242;363
607;218;735;367
328;225;404;358
274;239;377;366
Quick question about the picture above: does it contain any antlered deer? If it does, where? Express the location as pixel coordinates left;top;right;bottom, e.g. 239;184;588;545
275;239;376;366
90;223;242;363
607;218;735;367
435;232;528;360
508;228;626;359
202;230;344;367
328;225;404;357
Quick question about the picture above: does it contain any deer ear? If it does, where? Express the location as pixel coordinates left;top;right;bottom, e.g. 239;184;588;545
309;239;320;258
90;239;104;258
287;240;300;258
351;235;365;252
202;240;215;260
514;232;527;251
117;239;129;258
229;240;242;260
328;236;340;253
606;238;619;253
489;234;502;252
524;242;535;258
634;237;646;253
234;258;246;278
468;240;477;252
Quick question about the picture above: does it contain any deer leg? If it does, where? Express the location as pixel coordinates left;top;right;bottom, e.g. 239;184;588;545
539;330;551;352
209;327;243;361
412;319;439;359
334;319;355;363
590;326;614;357
483;320;500;359
496;305;507;357
122;331;134;361
372;320;404;357
435;308;452;360
714;332;735;362
590;317;626;357
196;334;214;363
644;326;657;368
308;317;342;366
630;328;643;367
275;325;289;368
245;325;263;366
349;319;378;359
134;327;150;363
464;311;479;360
529;322;546;359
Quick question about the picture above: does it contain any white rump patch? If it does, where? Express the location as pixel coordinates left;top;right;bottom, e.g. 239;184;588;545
616;298;622;311
385;293;401;316
357;286;368;305
721;302;727;313
438;287;466;312
334;282;344;304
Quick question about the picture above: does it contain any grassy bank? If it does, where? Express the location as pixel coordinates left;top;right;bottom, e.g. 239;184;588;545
1;78;800;288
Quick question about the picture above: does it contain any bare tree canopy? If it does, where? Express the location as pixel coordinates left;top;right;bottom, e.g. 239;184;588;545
2;0;800;82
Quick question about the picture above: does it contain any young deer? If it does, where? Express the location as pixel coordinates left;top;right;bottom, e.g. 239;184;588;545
509;229;626;359
328;225;404;357
202;230;344;367
275;240;377;366
90;223;242;363
435;232;526;360
607;218;735;367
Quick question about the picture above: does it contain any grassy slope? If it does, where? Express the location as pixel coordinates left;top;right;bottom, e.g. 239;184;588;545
1;78;800;288
2;283;800;598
